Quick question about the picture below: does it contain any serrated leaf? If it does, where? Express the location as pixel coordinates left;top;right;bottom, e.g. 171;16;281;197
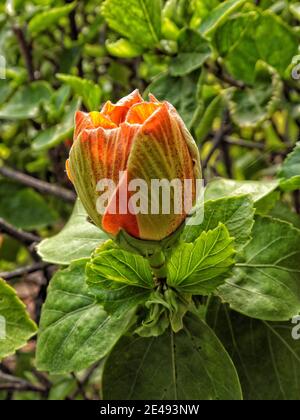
28;2;76;35
37;200;108;265
207;302;300;401
170;29;211;77
184;195;255;251
218;217;300;321
146;72;199;128
87;246;154;289
86;244;154;309
214;11;298;83
0;82;52;120
57;74;101;112
0;279;37;360
167;224;235;295
255;12;298;76
227;61;282;127
36;260;137;374
200;0;246;36
102;0;162;48
103;314;242;400
278;143;300;192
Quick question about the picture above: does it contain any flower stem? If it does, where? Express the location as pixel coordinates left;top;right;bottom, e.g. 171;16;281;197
148;250;168;280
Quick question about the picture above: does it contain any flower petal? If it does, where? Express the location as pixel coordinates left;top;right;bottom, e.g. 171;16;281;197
126;102;162;125
126;103;197;241
74;111;117;139
101;89;144;125
89;112;117;129
102;171;140;238
68;124;140;230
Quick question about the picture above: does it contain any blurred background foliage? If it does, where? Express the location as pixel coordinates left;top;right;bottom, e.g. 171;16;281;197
0;0;300;399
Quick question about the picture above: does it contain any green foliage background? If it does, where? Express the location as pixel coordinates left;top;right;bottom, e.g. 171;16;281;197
0;0;300;400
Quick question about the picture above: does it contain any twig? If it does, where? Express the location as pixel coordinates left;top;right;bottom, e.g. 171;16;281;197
225;137;265;150
0;372;46;394
65;0;83;77
71;373;89;400
203;117;229;169
0;165;76;203
0;218;41;245
294;191;300;214
221;138;233;178
70;362;101;400
0;262;50;280
205;62;246;89
12;26;35;82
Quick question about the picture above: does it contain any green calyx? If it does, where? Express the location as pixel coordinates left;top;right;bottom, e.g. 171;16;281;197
111;222;186;279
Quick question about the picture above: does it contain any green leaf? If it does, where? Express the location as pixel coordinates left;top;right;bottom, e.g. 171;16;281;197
214;11;259;84
270;202;300;230
36;260;137;374
146;72;199;128
0;278;37;360
28;2;76;35
214;11;298;83
106;38;144;58
32;99;78;152
102;0;162;48
195;93;225;144
0;80;13;106
103;314;242;400
86;243;154;309
37;200;108;265
227;61;282;127
184;195;255;251
200;0;246;36
290;2;300;21
0;182;58;230
167;224;235;295
205;178;279;203
170;29;211;77
278;143;300;192
207;302;300;400
57;74;101;112
218;217;300;321
255;12;298;77
87;245;154;289
0;82;52;120
254;191;280;216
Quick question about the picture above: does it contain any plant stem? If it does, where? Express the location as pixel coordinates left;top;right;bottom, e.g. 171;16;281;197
0;371;47;394
0;165;76;203
65;0;83;77
0;262;50;280
294;191;300;214
203;113;229;169
12;26;35;82
0;218;41;245
148;250;168;280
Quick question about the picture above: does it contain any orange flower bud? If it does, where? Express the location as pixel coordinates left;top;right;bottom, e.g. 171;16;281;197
66;90;201;242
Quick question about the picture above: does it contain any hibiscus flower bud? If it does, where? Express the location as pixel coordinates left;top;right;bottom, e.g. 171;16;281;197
66;90;201;242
